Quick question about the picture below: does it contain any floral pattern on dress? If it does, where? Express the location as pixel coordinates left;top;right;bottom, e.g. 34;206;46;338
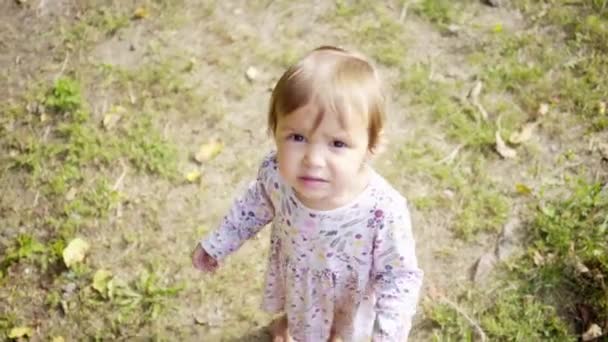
201;152;423;342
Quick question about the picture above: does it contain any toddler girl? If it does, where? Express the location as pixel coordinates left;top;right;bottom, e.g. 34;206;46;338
192;46;423;342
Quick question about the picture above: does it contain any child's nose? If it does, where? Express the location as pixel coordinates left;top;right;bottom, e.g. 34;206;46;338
304;145;325;167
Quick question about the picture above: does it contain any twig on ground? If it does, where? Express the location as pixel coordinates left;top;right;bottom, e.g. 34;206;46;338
399;2;410;22
32;191;40;208
113;160;128;191
440;296;487;342
427;283;488;341
54;53;70;81
437;144;464;165
468;80;488;121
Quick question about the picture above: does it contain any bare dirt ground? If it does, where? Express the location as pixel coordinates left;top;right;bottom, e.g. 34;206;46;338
2;0;607;341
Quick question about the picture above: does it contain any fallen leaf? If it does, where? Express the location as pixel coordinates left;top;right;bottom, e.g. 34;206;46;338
186;170;201;183
245;66;259;82
102;105;126;130
132;7;149;19
515;183;532;195
62;238;90;268
582;323;602;341
65;187;77;201
9;326;33;338
575;259;590;274
599;101;606;115
495;131;517;159
92;269;113;296
537;103;549;116
102;114;121;130
52;337;65;342
194;141;223;163
468;80;483;102
508;121;538;144
533;250;545;266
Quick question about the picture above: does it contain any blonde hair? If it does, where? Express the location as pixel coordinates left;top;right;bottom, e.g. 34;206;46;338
268;46;385;152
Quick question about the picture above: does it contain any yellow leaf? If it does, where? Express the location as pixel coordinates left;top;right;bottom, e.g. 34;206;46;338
102;105;126;130
52;337;65;342
515;183;532;195
495;131;517;159
194;141;223;163
9;326;33;338
92;269;113;296
133;7;149;19
185;170;201;183
508;121;538;144
196;225;209;236
62;238;90;268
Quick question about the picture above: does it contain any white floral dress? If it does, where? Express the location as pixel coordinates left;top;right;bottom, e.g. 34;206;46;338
201;152;423;342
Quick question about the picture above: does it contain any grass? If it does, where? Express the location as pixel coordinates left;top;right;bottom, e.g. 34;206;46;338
408;0;608;339
327;1;410;66
391;141;510;239
427;179;607;341
0;73;180;339
2;0;607;340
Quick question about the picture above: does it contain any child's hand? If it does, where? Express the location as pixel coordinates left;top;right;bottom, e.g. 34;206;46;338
192;243;219;273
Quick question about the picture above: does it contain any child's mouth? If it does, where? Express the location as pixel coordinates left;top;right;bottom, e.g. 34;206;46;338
298;176;328;186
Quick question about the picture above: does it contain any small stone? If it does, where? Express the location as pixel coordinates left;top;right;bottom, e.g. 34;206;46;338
245;66;259;82
471;252;497;283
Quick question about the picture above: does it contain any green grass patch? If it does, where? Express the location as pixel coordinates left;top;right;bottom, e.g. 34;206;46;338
478;1;608;130
427;179;607;340
413;0;457;26
325;1;409;67
0;73;182;338
399;63;507;151
393;142;509;239
1;75;177;280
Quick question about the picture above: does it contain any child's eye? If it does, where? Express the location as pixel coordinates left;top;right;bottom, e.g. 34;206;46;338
332;140;347;148
288;134;305;142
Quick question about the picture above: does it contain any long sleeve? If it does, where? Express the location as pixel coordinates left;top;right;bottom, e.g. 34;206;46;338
200;161;275;262
371;199;424;341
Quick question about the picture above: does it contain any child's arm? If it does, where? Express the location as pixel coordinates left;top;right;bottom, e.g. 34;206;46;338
371;199;423;341
198;163;275;263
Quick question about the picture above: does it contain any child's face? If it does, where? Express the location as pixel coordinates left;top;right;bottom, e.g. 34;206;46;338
274;101;370;210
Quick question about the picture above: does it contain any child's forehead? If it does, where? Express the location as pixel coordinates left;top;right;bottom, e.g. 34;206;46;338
279;100;367;134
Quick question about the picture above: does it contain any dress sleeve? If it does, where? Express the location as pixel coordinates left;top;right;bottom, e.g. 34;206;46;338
200;155;276;262
371;198;424;341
